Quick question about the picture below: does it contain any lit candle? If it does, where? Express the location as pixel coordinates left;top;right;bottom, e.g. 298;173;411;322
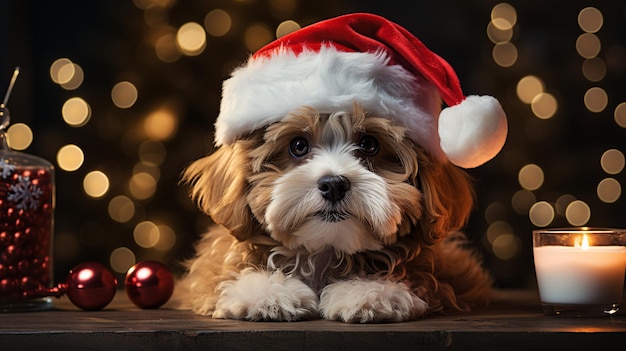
533;228;626;316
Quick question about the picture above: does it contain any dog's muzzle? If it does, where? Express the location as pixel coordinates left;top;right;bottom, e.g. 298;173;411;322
317;175;350;203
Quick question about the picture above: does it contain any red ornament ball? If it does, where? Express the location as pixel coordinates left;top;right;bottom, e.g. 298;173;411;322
125;260;174;309
65;262;117;310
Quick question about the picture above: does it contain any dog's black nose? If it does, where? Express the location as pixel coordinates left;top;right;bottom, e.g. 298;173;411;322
317;175;350;202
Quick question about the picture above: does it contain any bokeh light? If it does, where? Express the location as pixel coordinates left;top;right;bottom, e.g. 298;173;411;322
516;75;544;104
491;3;517;30
565;200;591;226
60;63;84;90
584;87;608;112
111;81;138;109
597;178;621;203
155;33;181;63
56;144;85;172
245;24;273;52
129;172;157;200
276;20;300;38
615;103;626;128
531;93;557;119
49;58;74;84
518;164;544;191
83;170;110;198
578;7;603;33
143;107;178;140
176;22;206;56
134;221;160;248
492;42;517;67
582;57;606;82
529;201;555;227
6;123;33;150
601;149;625;175
62;97;91;127
110;247;136;274
204;9;231;37
108;195;136;223
576;33;601;59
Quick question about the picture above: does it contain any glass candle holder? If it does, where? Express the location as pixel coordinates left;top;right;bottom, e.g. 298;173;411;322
1;106;55;311
533;228;626;317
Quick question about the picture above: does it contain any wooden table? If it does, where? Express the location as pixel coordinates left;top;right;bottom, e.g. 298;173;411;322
1;290;625;350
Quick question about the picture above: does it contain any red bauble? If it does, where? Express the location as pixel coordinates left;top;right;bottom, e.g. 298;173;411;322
64;262;117;310
125;260;173;309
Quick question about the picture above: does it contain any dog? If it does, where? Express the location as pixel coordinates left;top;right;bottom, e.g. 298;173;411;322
179;103;493;323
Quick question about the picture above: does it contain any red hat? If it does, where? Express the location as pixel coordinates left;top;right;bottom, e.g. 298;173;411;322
214;13;507;168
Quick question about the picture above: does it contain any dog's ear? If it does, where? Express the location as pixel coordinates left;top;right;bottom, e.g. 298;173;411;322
417;155;475;243
182;140;259;241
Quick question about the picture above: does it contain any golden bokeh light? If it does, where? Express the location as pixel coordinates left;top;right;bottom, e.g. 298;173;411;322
584;87;608;112
60;64;84;90
155;224;176;251
529;201;555;227
176;22;207;56
155;33;181;63
245;24;273;52
578;7;603;33
111;81;138;109
129;172;157;200
134;221;160;248
597;178;621;203
576;33;601;59
600;149;625;174
492;233;520;260
491;3;517;30
83;170;110;198
62;97;91;127
108;195;136;223
486;220;513;244
143;107;178;140
511;189;536;215
518;164;544;191
133;162;161;182
615;102;626;128
6;123;33;150
565;200;591;226
484;202;507;223
56;144;85;172
50;58;74;84
487;21;513;44
531;92;557;119
204;9;231;37
276;20;300;38
492;42;517;67
110;247;136;274
516;75;544;104
582;57;606;82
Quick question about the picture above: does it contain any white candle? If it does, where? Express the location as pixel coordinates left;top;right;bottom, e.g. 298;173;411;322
534;244;626;304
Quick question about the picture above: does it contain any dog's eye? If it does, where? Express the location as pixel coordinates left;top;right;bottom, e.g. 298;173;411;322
358;135;379;156
289;137;310;157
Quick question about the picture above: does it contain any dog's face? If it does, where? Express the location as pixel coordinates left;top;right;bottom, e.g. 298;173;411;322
185;104;473;255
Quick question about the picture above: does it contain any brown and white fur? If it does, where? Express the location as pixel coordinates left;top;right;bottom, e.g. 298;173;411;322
180;104;492;323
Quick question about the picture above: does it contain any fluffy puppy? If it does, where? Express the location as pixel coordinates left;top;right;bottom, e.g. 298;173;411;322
180;104;492;323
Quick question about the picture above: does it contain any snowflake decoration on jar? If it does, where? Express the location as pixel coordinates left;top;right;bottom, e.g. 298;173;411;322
7;174;44;210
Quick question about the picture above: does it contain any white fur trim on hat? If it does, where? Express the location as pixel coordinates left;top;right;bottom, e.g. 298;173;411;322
438;95;508;168
215;46;445;159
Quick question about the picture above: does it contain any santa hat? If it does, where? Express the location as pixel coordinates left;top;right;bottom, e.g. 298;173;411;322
214;13;507;168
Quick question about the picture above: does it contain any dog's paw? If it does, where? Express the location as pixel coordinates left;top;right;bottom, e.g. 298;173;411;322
213;269;318;321
319;278;428;323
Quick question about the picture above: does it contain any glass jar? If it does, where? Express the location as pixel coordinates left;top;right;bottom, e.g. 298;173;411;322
0;104;55;311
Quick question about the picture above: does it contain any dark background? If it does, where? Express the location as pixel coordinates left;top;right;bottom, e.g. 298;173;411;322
1;0;625;289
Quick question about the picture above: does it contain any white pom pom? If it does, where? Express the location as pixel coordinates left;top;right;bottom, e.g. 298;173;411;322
438;95;507;168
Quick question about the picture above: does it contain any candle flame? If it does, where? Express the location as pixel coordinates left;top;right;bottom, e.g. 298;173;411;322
581;234;590;250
